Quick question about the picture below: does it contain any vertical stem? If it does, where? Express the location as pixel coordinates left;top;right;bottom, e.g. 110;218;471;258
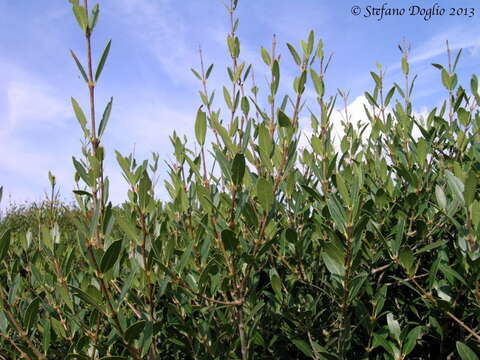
269;34;277;137
237;304;248;360
83;0;105;247
198;47;221;150
85;245;141;359
229;1;238;126
137;207;158;358
227;2;248;358
446;40;454;125
339;209;354;357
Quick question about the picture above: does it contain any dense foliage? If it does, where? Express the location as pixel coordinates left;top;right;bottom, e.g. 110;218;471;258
1;0;480;359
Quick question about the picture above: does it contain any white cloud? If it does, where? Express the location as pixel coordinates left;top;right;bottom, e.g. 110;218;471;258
0;59;70;134
387;26;480;73
410;28;480;65
113;0;202;86
6;81;70;130
298;95;428;153
0;59;76;207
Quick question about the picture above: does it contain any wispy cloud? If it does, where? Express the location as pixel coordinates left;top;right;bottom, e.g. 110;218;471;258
112;0;209;86
410;26;480;65
387;25;480;73
0;59;70;133
0;58;76;206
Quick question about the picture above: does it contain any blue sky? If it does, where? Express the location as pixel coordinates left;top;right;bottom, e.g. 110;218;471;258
0;0;479;207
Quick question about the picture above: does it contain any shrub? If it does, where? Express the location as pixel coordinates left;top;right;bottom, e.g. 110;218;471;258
1;0;480;359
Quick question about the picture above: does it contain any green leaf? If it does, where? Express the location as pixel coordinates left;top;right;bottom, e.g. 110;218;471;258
0;229;10;262
125;320;146;344
191;68;202;80
401;57;409;75
374;286;388;317
371;71;381;87
116;216;139;243
95;39;112;82
387;313;401;342
372;333;395;355
23;297;41;332
441;69;452;90
258;124;272;158
260;46;271;66
71;97;87;131
297;70;307;94
43;319;51;355
72;4;87;32
285;228;297;243
385;86;395;106
98;97;113;138
403;326;423;355
176;241;193;274
223;86;233;109
89;3;100;30
458;107;470;127
415;240;447;255
206;63;214;79
310;69;324;97
435;185;447;210
472;74;479;94
231;153;245;186
221;229;238;252
335;173;350;204
70;49;89;83
464;170;477;207
287;43;301;66
399;248;415;276
322;241;345;279
416;139;427;165
257;178;274;211
69;286;106;314
269;269;282;297
326;196;346;234
472;200;480;228
140;321;154;357
48;171;56;187
457;342;479;360
278;109;291;127
241;96;250;115
306;30;314;55
446;170;465;204
195;107;207;146
292;339;313;358
100;239;122;273
271;60;280;95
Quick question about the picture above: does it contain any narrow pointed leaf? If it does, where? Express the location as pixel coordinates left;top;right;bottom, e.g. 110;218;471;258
98;97;113;137
195;107;207;146
71;97;87;130
0;230;11;262
70;50;89;83
278;110;291;127
100;239;122;273
95;39;112;81
23;297;41;332
457;342;479;360
231;153;245;186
